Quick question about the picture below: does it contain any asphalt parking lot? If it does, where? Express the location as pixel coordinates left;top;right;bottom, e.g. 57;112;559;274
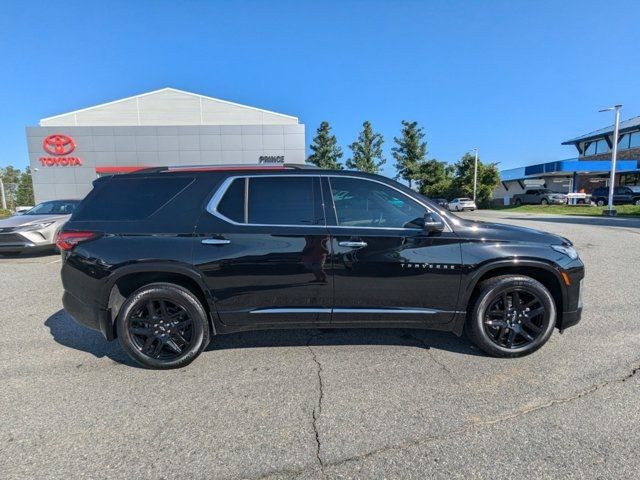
1;210;639;479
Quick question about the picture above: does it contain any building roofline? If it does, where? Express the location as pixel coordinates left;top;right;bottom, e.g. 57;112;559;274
561;115;640;145
39;87;299;124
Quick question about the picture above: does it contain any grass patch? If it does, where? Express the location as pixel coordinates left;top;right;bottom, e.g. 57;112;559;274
492;204;640;217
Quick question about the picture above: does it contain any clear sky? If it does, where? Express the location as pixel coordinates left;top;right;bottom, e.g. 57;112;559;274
1;0;639;178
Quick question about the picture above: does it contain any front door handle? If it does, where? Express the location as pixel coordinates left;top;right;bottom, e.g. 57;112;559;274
338;241;368;248
202;238;231;245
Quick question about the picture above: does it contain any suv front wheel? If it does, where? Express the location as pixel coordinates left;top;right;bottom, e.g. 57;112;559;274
117;283;210;369
466;275;556;357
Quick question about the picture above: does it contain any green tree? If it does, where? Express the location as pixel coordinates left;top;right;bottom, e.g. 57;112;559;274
307;121;343;169
0;165;22;210
449;153;500;207
16;167;34;206
416;159;454;198
392;120;427;188
346;121;385;173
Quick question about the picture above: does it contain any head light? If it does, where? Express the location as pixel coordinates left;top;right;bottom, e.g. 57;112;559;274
551;245;579;260
17;221;55;232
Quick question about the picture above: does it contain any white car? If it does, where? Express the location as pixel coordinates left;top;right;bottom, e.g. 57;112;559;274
448;198;477;211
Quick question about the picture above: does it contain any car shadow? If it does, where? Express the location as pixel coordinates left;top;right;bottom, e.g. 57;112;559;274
45;309;137;367
45;309;483;368
0;249;58;259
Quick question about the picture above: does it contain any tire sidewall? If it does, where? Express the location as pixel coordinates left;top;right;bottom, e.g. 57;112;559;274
117;283;210;369
469;277;556;357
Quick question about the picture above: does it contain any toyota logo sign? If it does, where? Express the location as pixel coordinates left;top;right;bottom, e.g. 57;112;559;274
39;133;82;167
43;134;76;155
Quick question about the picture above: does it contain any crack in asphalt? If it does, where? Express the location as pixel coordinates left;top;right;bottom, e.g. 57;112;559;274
306;335;326;479
401;330;462;386
255;360;640;480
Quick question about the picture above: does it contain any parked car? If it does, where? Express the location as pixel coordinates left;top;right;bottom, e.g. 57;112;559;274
431;198;449;209
512;189;567;205
59;165;584;369
15;205;35;214
591;186;640;206
448;198;476;211
0;199;80;255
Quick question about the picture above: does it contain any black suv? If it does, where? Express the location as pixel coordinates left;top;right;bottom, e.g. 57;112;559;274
59;165;584;369
592;186;640;206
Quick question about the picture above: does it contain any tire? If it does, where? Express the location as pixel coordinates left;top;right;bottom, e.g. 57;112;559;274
514;199;522;206
596;198;606;207
117;282;210;369
466;275;556;358
634;198;640;206
541;198;548;205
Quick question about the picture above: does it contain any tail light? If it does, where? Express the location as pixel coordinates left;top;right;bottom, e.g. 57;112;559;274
56;231;101;251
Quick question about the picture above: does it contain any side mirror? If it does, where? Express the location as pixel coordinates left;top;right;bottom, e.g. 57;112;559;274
422;213;444;233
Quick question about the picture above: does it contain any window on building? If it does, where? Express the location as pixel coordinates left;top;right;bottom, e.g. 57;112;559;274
330;177;426;229
617;135;630;151
583;142;596;156
595;139;610;154
629;132;640;149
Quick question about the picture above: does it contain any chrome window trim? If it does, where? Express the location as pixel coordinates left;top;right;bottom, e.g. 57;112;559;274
207;173;451;232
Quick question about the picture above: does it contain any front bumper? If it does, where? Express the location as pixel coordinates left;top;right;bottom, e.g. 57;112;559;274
559;307;582;331
0;230;52;252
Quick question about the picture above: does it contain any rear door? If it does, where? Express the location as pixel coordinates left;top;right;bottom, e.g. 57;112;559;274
324;175;462;327
193;174;332;327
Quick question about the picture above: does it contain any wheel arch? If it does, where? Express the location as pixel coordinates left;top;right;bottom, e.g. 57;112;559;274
104;264;217;339
452;260;566;335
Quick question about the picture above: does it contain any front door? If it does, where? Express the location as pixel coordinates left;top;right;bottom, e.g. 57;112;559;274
324;176;462;327
193;174;332;327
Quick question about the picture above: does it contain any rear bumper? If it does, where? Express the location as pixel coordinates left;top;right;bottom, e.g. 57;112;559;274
63;290;114;340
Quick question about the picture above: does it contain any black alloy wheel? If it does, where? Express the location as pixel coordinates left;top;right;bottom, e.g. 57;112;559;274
117;283;210;369
482;288;545;349
466;275;556;357
129;299;194;360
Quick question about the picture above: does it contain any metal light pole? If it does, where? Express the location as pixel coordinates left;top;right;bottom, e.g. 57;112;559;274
0;177;6;210
472;148;479;203
599;105;622;216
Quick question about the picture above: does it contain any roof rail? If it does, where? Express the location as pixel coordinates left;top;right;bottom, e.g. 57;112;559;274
127;163;320;174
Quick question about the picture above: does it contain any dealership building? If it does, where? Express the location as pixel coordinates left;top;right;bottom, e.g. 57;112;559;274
27;88;306;203
495;116;640;202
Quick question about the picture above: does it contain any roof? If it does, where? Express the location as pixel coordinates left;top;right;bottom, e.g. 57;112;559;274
501;158;640;181
562;116;640;145
39;87;298;127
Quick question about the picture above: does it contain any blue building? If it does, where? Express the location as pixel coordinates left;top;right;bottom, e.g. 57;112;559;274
495;116;640;203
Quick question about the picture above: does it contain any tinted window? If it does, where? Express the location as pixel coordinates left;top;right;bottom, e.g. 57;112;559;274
330;177;426;229
247;177;318;225
584;142;596;155
217;178;245;223
73;176;192;221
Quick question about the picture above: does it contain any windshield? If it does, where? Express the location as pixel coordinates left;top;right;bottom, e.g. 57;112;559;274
24;200;79;215
458;198;471;202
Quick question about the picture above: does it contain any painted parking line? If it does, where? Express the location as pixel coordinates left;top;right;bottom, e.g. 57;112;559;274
47;258;61;264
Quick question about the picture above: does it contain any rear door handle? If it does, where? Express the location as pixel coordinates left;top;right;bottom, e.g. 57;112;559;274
202;238;231;245
338;241;368;248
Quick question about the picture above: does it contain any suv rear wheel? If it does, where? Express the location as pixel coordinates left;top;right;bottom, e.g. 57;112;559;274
466;275;556;357
116;283;210;369
596;198;606;207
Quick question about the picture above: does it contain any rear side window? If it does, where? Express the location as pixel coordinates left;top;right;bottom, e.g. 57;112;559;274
214;176;323;226
73;176;193;221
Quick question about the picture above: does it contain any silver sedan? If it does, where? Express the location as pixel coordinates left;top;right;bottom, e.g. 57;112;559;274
0;199;80;256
